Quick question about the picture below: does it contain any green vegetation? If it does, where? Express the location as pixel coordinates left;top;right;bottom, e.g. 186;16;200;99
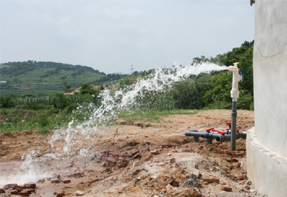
80;83;100;95
0;93;101;133
0;40;254;133
0;61;127;95
117;109;197;123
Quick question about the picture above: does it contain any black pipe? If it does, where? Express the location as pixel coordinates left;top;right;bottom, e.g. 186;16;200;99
216;132;247;142
231;101;237;151
184;130;247;144
185;130;223;144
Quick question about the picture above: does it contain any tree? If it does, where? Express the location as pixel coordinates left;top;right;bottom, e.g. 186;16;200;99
80;83;99;95
63;82;73;93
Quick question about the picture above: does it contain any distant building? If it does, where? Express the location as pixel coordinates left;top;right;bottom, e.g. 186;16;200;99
0;81;7;84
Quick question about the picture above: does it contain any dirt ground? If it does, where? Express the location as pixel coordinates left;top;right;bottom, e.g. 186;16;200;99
0;110;267;197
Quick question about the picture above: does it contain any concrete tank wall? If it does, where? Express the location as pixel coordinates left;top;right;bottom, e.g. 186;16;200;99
246;0;287;196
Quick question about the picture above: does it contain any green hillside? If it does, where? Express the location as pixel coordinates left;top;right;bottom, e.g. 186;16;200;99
0;61;126;95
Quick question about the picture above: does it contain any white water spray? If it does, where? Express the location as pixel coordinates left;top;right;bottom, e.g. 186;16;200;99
0;62;226;186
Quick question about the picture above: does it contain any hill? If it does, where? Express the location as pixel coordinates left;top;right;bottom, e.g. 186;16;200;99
0;61;126;95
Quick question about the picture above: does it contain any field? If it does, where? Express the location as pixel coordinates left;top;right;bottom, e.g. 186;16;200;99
0;110;266;197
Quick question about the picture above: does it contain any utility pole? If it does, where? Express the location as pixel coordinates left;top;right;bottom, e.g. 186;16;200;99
131;64;133;74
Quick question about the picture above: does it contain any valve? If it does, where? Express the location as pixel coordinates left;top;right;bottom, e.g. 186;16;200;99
227;62;243;101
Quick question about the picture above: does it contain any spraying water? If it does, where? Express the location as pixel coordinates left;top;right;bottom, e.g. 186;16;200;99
0;62;226;186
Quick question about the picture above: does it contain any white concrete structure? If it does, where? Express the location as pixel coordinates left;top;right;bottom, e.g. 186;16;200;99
246;1;287;196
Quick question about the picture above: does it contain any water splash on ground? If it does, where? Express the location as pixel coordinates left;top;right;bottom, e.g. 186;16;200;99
0;62;226;185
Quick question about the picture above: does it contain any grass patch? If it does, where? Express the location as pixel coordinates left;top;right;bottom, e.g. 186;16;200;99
0;107;73;133
116;109;197;123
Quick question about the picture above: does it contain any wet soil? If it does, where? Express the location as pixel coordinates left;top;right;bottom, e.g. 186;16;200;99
0;110;267;197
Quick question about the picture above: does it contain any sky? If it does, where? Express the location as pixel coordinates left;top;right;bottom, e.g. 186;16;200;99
0;0;255;74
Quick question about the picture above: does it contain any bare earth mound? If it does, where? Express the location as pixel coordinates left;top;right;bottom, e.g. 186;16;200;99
0;110;267;197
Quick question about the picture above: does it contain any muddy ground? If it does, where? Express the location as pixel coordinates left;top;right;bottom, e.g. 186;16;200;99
0;110;267;197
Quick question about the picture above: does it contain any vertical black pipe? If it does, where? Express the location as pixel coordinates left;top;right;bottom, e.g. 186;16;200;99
231;101;237;151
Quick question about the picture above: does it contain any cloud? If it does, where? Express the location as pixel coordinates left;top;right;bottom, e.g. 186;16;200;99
0;0;254;73
83;2;140;20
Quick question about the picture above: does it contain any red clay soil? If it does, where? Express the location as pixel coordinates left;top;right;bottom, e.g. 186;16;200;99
0;110;267;197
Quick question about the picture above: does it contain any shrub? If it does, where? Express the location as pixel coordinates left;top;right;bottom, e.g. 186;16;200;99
24;103;45;110
51;93;69;110
170;75;212;109
80;83;99;95
39;114;49;127
0;96;15;108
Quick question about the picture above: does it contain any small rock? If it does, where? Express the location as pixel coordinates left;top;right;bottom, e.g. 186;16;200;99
75;190;85;196
225;157;232;162
181;178;199;188
132;153;141;159
37;178;45;183
56;191;65;197
131;150;140;157
107;157;116;166
118;159;128;168
10;190;18;195
150;150;159;155
172;163;179;167
244;185;251;190
132;168;142;176
170;158;176;163
24;182;36;188
4;183;17;190
51;179;61;184
72;171;84;178
221;185;232;191
237;174;247;180
134;179;141;184
101;161;108;167
186;170;200;180
167;153;171;156
171;180;179;187
232;158;239;162
15;185;25;190
0;188;5;194
88;178;100;185
234;162;241;168
18;189;35;196
202;177;219;183
165;177;175;185
144;141;151;145
144;154;153;161
61;179;71;184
